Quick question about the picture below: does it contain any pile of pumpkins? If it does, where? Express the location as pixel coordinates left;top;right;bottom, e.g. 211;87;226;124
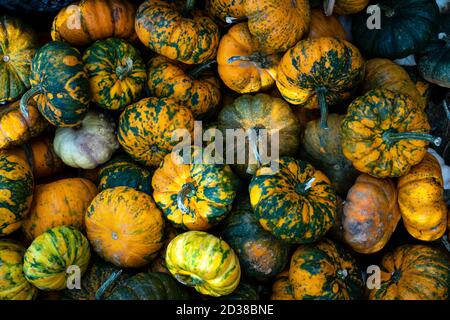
1;0;450;301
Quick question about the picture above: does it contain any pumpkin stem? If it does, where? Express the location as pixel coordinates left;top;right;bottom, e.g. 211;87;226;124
95;269;123;300
296;177;316;195
227;52;273;69
177;182;195;214
20;85;42;119
324;0;335;16
225;16;247;24
316;87;329;129
382;131;442;147
336;268;348;280
442;98;450;120
116;58;133;81
174;273;204;287
188;60;217;79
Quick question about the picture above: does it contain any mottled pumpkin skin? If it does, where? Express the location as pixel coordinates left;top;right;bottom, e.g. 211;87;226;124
221;196;290;279
0;240;38;300
0;15;37;103
363;58;426;110
147;55;220;119
341;89;434;178
332;0;369;15
270;270;295;300
135;0;219;64
244;0;310;53
51;0;137;47
83;38;146;111
249;157;337;244
308;9;347;40
217;23;280;94
398;153;448;241
23;226;91;291
166;231;241;297
369;245;450;300
0;99;47;150
98;154;153;195
25;41;91;127
22;178;97;241
343;174;400;254
152;147;237;231
290;238;364;300
117;97;194;167
206;0;245;22
0;153;34;236
85;186;165;268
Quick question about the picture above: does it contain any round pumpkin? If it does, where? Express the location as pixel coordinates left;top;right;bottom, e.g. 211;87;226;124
290;238;364;300
51;0;137;47
0;15;37;103
323;0;369;16
308;9;347;40
369;244;450;300
398;153;448;241
23;226;91;291
117;97;194;167
135;0;219;64
217;23;281;94
276;37;365;129
343;174;401;254
270;270;295;300
166;231;241;297
22;178;97;241
0;240;38;300
147;55;220;119
249;157;337;244
85;186;165;268
20;41;91;127
341;89;440;178
0;153;34;236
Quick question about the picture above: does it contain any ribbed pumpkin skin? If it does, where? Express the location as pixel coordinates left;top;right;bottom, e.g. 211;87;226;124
343;174;401;254
398;153;448;241
23;226;91;291
83;38;146;111
135;0;219;64
249;157;337;244
0;15;37;103
0;153;33;236
332;0;369;15
206;0;245;22
22;178;97;241
117;97;194;167
290;238;364;300
152;148;237;231
98;154;152;195
369;245;450;300
166;231;241;297
0;240;38;300
25;41;90;127
341;89;432;178
217;23;280;94
221;196;289;279
147;55;220;119
51;0;137;47
270;270;295;300
308;9;347;40
244;0;310;53
352;0;440;59
85;187;164;268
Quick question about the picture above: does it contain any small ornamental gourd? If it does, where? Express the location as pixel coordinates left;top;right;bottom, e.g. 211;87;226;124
23;226;91;291
397;153;448;241
51;0;137;47
369;244;450;300
0;240;38;300
152;147;237;231
289;238;364;300
83;38;147;111
147;55;220;119
117;97;194;167
0;153;34;236
135;0;220;64
217;23;281;94
308;9;347;40
20;41;91;127
22;178;97;240
341;89;441;178
249;157;337;244
276;37;365;129
85;186;165;268
0;15;37;103
165;231;241;297
53;111;120;169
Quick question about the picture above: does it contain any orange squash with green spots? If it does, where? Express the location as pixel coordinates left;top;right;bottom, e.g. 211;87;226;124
270;270;295;300
308;9;347;40
85;186;165;268
206;0;245;23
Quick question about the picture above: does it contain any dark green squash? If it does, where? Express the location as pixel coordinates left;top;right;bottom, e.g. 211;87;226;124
217;282;260;300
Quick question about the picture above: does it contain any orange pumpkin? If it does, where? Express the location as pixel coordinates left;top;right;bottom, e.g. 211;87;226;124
270;270;295;300
308;9;347;40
